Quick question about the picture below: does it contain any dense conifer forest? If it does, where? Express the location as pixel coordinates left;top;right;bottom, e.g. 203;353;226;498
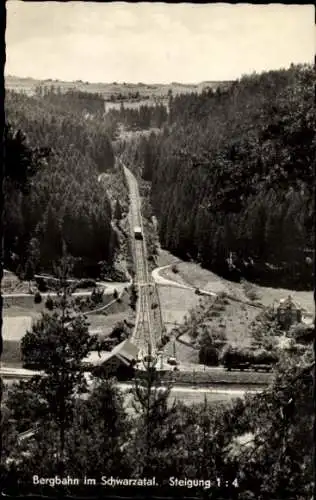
4;89;117;278
132;64;314;289
107;102;168;131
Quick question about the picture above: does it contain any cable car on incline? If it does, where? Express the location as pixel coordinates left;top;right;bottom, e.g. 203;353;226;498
134;226;143;240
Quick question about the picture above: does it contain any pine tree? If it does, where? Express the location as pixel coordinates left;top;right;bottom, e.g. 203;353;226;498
128;344;175;477
20;253;97;473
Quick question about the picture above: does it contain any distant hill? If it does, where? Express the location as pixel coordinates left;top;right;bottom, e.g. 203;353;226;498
5;75;233;100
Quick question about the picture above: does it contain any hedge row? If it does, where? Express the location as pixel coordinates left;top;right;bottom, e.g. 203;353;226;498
221;345;278;368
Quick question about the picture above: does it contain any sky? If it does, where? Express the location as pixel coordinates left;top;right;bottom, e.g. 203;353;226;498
5;2;315;84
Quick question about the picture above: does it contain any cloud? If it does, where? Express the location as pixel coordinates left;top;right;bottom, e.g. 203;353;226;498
5;2;315;83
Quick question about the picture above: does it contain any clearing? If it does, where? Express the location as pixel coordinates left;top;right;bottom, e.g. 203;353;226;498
157;286;201;329
154;249;313;366
156;250;314;313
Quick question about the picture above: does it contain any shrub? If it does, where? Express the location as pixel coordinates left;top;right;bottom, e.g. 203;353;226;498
241;279;260;302
129;284;138;310
199;345;219;366
91;287;104;304
210;310;221;317
161;334;170;345
252;348;278;364
221;345;251;367
34;291;42;304
221;344;278;368
36;278;48;293
45;295;54;310
290;324;314;344
110;322;128;342
77;278;97;289
213;304;226;312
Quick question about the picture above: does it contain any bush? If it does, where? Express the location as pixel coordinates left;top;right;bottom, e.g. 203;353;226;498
36;278;48;293
290;324;314;344
77;278;97;289
34;291;42;304
199;345;219;366
210;310;221;317
45;295;54;310
110;322;128;342
241;279;260;302
213;304;226;312
221;344;278;369
129;284;138;310
252;348;278;364
161;334;170;346
91;287;104;304
221;344;256;367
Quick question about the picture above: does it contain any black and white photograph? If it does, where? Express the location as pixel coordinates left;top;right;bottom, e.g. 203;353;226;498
0;2;315;498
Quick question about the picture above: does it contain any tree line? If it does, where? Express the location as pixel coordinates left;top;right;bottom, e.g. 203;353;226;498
130;64;314;289
34;85;105;115
4;90;118;278
106;102;168;131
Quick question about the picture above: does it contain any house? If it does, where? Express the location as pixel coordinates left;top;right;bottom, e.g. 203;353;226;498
277;295;302;329
82;339;139;380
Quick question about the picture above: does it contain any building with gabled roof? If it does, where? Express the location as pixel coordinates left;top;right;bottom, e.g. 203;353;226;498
82;339;139;380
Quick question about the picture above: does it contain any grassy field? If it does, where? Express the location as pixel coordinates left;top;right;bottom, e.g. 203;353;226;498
2;291;132;367
87;311;131;338
5;76;231;100
170;369;272;386
156;250;314;313
154;249;314;367
124;388;245;410
158;288;259;364
2;340;22;367
163;336;199;364
188;295;259;348
157;285;201;326
169;390;247;407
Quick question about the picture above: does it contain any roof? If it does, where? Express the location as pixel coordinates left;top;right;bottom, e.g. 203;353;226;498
111;339;139;362
82;351;114;366
83;339;139;367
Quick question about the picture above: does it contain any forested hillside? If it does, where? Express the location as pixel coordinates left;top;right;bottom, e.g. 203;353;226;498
4;89;118;278
107;102;168;131
137;64;314;289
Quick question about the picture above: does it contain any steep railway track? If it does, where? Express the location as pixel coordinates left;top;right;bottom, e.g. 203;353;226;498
122;162;159;355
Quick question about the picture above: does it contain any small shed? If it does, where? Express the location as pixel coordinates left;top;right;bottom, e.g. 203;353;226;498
277;295;302;329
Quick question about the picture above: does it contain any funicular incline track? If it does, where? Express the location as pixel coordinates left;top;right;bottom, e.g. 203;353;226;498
122;162;159;356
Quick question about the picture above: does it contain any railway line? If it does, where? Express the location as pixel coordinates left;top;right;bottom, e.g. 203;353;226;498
122;162;161;356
